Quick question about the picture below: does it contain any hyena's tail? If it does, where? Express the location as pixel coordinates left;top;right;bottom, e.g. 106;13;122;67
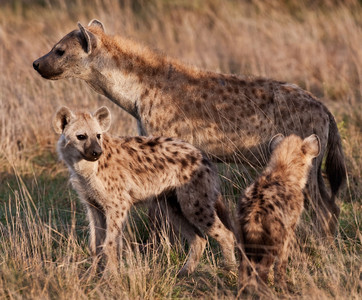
215;195;234;232
325;111;347;200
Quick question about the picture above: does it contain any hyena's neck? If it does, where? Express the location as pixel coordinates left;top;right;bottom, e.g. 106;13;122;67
73;160;98;179
85;66;142;119
84;31;196;120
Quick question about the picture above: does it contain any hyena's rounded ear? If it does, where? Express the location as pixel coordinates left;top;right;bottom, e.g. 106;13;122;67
53;106;75;134
268;133;285;154
88;19;105;32
77;22;97;54
94;106;111;132
302;134;321;158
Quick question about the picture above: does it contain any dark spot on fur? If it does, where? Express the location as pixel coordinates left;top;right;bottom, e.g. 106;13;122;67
147;140;158;147
180;159;188;168
187;154;197;164
267;204;274;211
126;147;136;156
166;156;176;164
201;157;211;166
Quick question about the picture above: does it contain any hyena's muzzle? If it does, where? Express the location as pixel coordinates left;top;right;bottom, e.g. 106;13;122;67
82;139;103;162
33;52;65;80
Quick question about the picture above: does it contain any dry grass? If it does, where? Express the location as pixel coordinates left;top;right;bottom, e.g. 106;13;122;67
0;0;361;298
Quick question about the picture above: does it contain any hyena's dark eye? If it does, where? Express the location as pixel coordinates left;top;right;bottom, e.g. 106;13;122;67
96;134;101;139
55;49;65;57
76;134;87;141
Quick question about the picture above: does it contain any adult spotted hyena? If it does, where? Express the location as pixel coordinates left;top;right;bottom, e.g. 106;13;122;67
236;134;321;291
34;20;346;235
53;105;236;275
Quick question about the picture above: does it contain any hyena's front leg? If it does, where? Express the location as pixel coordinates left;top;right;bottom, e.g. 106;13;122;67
103;199;130;273
85;200;107;257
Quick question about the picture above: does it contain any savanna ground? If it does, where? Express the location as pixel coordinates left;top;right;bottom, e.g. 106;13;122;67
0;0;361;299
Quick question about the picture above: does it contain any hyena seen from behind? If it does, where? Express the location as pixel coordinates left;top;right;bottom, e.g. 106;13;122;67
33;20;346;236
53;106;236;275
236;134;321;291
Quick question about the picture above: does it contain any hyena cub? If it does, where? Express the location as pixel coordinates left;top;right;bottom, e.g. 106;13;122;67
53;106;236;275
236;134;321;290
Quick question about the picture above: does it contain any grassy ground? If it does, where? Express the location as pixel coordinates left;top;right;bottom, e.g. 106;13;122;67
0;0;361;298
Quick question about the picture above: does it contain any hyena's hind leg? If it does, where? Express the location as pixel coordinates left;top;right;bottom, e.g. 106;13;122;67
317;162;340;235
155;191;207;276
207;196;237;269
273;236;292;291
306;168;338;237
177;186;236;271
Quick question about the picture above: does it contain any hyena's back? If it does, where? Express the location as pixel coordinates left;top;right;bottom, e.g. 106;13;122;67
238;175;304;260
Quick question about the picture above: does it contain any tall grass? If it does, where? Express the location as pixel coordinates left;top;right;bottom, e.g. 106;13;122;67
0;0;361;298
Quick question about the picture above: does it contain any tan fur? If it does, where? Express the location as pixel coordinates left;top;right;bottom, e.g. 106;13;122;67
34;19;346;235
236;134;320;291
53;106;236;275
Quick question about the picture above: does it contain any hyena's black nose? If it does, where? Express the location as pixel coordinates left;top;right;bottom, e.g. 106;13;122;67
33;61;39;71
92;150;102;158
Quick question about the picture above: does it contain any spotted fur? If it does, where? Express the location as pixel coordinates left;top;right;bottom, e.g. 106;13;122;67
236;134;321;291
35;20;346;235
53;106;236;275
